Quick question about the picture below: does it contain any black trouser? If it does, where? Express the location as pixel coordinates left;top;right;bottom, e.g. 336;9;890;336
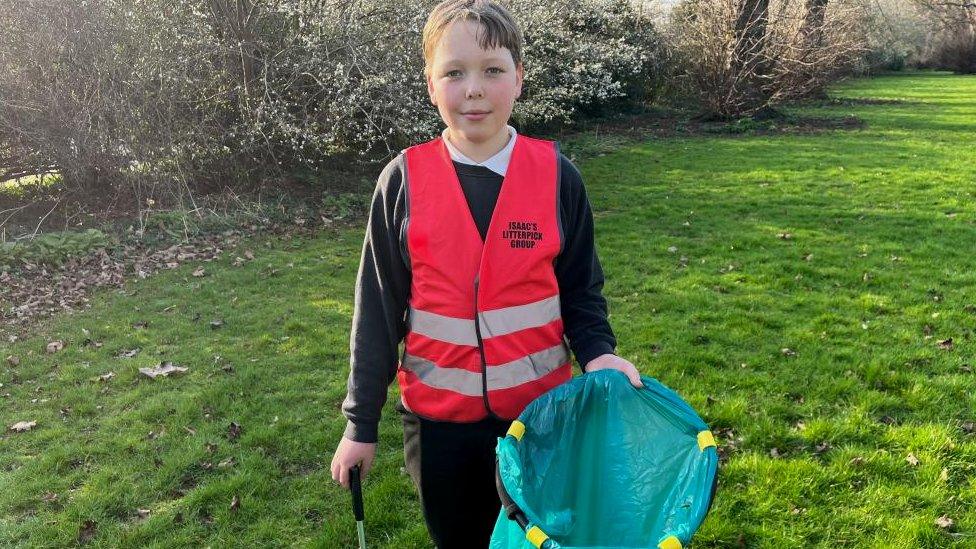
397;400;512;549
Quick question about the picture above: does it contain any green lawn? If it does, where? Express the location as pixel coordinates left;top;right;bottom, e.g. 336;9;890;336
2;71;975;547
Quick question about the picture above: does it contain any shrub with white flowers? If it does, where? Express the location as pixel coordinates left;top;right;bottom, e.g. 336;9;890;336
0;0;664;192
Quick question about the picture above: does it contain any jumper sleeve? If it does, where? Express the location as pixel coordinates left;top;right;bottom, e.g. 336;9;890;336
341;155;411;443
555;155;617;371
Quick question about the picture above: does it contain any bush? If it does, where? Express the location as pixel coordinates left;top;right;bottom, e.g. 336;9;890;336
853;0;933;73
667;0;867;117
928;29;976;74
0;0;665;195
0;229;112;269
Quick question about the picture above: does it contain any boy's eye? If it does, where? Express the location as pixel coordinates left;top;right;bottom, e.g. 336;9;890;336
446;70;462;78
487;67;503;75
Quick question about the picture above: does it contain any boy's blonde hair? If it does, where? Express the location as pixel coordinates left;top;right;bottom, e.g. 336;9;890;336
422;0;523;78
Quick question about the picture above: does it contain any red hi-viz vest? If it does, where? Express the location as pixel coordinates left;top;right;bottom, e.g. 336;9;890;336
397;134;573;422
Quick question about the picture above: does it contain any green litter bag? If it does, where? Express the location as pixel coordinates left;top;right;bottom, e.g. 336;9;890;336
490;369;718;549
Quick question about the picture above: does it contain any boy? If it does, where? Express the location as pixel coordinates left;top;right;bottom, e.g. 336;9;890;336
330;1;641;547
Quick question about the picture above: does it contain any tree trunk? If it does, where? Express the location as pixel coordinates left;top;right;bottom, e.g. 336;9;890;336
734;0;771;111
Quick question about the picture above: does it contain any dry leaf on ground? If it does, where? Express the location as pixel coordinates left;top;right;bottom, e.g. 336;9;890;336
138;362;188;379
10;420;36;432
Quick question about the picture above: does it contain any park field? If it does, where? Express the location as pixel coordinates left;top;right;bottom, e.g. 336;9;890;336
1;71;975;547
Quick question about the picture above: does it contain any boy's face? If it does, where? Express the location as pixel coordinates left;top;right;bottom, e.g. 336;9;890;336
426;19;523;147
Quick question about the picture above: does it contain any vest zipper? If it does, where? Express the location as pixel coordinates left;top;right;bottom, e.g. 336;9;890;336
473;276;500;419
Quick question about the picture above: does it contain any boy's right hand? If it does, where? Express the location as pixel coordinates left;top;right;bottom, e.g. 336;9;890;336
330;436;377;490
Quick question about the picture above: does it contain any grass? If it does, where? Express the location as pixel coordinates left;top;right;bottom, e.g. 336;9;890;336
2;70;975;547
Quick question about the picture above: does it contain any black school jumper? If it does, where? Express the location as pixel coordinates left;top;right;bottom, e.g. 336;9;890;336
341;153;616;548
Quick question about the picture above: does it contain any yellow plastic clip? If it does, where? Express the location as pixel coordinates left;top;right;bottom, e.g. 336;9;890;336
697;430;716;451
658;535;682;549
526;525;549;548
508;420;526;441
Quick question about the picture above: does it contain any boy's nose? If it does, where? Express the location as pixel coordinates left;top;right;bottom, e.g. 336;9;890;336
466;86;484;99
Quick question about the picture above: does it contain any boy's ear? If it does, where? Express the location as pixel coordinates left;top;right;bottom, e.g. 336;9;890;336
515;62;524;99
426;72;437;106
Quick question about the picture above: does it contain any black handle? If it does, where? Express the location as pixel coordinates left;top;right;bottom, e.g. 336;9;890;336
350;464;364;521
495;457;529;530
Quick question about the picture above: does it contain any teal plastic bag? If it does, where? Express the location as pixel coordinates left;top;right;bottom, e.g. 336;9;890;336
490;369;718;549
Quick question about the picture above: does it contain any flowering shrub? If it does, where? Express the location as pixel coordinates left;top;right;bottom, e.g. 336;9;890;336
0;0;663;191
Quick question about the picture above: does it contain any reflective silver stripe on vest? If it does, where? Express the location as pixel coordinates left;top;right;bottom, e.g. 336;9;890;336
401;343;570;396
478;294;561;339
409;294;560;345
408;308;479;346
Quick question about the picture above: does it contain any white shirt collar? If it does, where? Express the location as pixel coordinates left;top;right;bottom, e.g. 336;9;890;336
441;125;517;177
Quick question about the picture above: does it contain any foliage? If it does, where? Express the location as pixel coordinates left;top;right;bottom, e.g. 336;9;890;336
0;229;112;269
0;0;663;192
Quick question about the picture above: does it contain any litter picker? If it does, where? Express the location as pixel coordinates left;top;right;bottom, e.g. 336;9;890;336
349;464;366;549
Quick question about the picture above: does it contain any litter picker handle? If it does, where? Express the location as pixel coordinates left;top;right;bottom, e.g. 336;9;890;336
495;457;529;530
350;464;364;522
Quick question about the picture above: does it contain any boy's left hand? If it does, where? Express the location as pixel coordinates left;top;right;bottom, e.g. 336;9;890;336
584;353;643;388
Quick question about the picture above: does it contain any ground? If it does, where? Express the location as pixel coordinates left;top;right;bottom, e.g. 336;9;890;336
1;71;974;547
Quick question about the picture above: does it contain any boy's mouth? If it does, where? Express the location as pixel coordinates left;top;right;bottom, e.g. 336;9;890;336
462;111;490;121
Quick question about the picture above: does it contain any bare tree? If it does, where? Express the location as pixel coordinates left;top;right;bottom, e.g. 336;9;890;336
670;0;867;117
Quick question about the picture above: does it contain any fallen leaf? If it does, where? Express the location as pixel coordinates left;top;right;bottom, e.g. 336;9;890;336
138;362;188;379
777;232;792;240
205;442;218;453
802;253;813;261
99;372;115;382
244;250;255;260
136;508;151;519
183;425;196;436
7;355;20;366
46;340;64;354
220;364;235;373
667;246;678;253
233;257;245;267
961;421;975;434
937;338;953;350
230;494;240;511
227;421;242;441
769;447;781;458
218;456;236;468
814;442;831;455
10;420;36;432
192;267;206;277
210;319;223;329
940;468;949;482
849;456;865;466
906;453;920;466
781;348;797;357
117;348;140;359
132;320;149;329
41;492;58;503
936;515;954;530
